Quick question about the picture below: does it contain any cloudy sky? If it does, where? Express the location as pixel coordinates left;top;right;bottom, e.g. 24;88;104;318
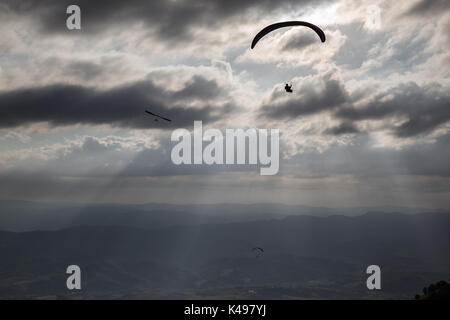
0;0;449;208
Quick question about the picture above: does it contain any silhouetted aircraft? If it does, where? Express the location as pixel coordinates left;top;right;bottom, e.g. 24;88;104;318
145;110;171;122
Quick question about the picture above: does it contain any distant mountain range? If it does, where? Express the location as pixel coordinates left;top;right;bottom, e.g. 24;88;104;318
0;200;445;232
0;209;449;299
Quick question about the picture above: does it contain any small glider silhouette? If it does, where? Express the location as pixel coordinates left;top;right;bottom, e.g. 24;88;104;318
145;110;171;122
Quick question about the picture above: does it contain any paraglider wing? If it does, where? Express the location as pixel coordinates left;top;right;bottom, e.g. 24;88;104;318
252;247;264;257
251;21;326;49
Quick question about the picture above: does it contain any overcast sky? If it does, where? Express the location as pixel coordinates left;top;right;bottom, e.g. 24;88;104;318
0;0;449;208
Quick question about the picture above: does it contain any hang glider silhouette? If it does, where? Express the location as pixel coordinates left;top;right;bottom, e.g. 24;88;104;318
145;110;172;122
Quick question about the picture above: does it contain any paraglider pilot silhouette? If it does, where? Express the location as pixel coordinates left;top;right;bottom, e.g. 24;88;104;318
284;83;293;93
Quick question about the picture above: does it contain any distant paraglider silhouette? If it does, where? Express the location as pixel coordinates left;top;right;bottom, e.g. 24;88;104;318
252;247;264;258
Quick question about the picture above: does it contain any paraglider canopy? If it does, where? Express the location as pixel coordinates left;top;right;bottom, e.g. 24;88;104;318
252;247;264;258
251;21;326;49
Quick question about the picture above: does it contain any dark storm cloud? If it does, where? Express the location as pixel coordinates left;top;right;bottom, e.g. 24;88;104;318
1;0;328;44
172;75;222;101
324;122;359;135
0;76;235;129
335;102;394;121
335;82;450;138
405;0;450;16
259;76;349;119
260;79;450;138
